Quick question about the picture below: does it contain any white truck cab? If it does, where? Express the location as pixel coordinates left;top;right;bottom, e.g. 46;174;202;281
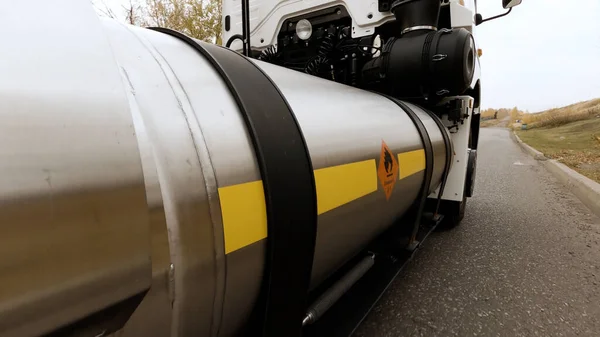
223;0;479;51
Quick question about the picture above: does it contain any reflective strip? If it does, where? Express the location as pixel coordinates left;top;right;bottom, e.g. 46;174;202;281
220;152;424;254
219;181;267;254
314;159;378;215
219;160;377;254
398;149;426;179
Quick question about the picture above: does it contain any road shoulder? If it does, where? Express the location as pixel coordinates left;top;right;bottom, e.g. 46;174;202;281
512;131;600;218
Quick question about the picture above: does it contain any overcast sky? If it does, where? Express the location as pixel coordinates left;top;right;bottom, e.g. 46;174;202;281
98;0;600;112
475;0;600;112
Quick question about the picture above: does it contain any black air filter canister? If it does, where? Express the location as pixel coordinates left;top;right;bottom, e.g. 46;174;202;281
361;28;476;100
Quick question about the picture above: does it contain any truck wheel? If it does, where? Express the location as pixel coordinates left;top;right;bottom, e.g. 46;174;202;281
439;130;475;230
439;194;466;230
439;150;472;230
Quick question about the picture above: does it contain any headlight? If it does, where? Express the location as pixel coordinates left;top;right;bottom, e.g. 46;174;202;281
296;19;312;40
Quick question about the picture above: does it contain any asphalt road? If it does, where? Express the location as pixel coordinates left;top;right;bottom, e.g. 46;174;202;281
354;127;600;337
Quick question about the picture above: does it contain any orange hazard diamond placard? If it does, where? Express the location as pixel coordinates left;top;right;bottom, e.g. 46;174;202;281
377;140;398;200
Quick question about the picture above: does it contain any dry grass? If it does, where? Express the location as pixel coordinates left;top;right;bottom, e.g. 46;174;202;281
521;98;600;129
480;108;512;128
516;117;600;183
480;107;527;128
481;108;510;120
482;99;600;131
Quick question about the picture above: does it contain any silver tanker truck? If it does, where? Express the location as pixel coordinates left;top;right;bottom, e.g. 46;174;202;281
0;0;521;336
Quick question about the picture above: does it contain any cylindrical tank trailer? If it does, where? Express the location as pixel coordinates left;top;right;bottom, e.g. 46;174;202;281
0;3;455;337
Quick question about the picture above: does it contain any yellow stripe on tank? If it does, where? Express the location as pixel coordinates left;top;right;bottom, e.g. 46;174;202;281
218;180;267;254
218;160;377;254
314;159;378;214
397;149;426;179
219;151;424;254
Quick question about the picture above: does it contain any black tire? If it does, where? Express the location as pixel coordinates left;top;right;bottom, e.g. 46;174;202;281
438;193;466;230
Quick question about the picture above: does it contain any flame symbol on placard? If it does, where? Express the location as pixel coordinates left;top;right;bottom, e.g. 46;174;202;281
377;140;398;201
384;147;393;175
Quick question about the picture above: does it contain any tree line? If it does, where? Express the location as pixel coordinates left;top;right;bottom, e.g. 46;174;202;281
94;0;222;45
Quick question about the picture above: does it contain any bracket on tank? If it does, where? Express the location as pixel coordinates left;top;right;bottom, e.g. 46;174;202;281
303;208;445;337
433;95;474;131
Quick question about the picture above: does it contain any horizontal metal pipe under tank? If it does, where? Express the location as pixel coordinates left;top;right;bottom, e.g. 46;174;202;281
0;4;451;337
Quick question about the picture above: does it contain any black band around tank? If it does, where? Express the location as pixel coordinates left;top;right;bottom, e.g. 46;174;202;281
148;28;318;337
422;107;453;214
385;97;434;242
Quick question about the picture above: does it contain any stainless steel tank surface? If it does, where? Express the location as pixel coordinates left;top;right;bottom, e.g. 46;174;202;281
0;2;450;336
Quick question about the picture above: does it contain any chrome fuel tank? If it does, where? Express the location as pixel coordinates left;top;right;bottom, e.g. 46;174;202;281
255;61;448;286
0;3;450;336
